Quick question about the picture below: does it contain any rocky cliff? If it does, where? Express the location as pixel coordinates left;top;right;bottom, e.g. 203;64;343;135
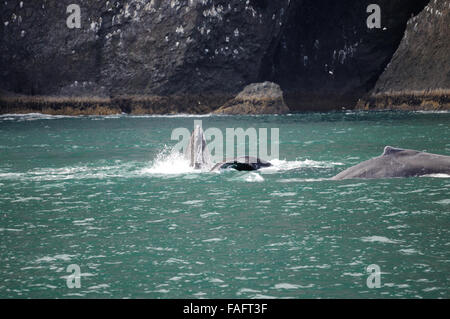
0;0;437;114
359;0;450;110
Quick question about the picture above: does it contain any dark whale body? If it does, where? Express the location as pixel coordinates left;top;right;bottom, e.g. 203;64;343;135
210;156;272;171
332;146;450;180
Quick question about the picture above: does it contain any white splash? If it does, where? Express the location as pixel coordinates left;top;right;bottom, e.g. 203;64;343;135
142;146;196;175
244;172;264;182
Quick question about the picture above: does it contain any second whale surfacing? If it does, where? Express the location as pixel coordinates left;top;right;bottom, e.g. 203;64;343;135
332;146;450;180
184;125;272;171
210;156;272;171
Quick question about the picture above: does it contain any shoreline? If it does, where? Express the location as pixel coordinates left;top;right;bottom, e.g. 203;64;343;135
357;89;450;111
0;94;231;116
1;90;449;115
1;110;449;120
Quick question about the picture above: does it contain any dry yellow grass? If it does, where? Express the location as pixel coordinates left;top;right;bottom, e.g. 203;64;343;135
0;94;226;115
358;88;450;111
0;95;120;115
372;89;450;98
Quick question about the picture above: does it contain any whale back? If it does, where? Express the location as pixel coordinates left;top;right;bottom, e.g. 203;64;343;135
210;156;272;171
382;146;404;156
332;146;450;180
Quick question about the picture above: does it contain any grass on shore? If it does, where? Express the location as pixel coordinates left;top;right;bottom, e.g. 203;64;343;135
0;95;117;115
0;94;228;115
371;89;450;98
1;90;449;115
358;89;450;111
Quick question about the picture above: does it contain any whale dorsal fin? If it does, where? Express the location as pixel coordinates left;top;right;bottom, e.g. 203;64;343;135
382;146;404;156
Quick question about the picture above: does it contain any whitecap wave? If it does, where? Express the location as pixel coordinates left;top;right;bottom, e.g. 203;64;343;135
0;113;215;122
0;113;76;121
360;236;402;244
414;110;450;114
421;173;450;178
0;162;139;181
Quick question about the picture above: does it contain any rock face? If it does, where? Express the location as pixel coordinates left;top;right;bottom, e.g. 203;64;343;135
0;0;433;113
213;82;289;114
372;0;450;93
0;0;292;104
358;0;450;110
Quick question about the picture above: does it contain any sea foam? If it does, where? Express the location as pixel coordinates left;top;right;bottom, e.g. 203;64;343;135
141;146;196;175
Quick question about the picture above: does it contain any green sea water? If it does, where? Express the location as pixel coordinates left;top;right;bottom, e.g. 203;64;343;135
0;111;449;298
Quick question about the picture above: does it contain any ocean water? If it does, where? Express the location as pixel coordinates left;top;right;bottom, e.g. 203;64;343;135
0;111;449;298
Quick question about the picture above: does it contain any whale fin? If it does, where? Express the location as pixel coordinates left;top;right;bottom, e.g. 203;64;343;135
382;146;404;156
185;125;212;169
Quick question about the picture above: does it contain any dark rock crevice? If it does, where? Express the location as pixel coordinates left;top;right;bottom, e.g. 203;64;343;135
257;0;430;111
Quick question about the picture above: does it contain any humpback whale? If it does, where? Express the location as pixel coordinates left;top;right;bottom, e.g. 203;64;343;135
332;146;450;180
210;156;272;171
185;125;212;169
184;125;272;171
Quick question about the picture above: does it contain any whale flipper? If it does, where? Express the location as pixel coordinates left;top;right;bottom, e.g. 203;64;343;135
185;125;212;169
332;146;450;180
